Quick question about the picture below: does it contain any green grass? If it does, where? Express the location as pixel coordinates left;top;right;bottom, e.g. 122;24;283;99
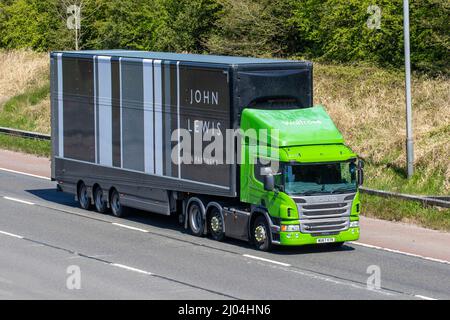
0;135;50;157
361;193;450;231
0;82;50;132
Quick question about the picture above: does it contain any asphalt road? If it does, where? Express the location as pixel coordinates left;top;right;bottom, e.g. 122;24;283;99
0;170;449;299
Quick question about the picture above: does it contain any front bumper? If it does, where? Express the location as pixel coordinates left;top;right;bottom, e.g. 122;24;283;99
277;227;360;246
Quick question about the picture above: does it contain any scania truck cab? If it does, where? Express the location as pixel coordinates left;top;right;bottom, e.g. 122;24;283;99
235;106;363;250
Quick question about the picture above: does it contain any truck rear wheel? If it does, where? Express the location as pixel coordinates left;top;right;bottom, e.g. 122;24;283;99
110;189;127;218
77;182;91;210
188;201;204;237
251;215;272;251
94;186;108;214
208;207;225;241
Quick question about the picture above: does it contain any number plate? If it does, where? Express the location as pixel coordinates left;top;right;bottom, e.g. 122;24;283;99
316;237;335;244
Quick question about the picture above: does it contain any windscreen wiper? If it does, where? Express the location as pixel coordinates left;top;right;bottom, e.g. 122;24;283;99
330;187;356;194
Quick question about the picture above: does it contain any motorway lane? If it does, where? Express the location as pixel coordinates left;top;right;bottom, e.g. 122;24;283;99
0;170;449;299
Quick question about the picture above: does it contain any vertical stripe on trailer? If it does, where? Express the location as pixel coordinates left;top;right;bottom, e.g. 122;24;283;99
164;61;172;177
57;53;64;158
97;56;113;166
121;58;145;171
176;61;181;178
111;58;121;168
93;56;98;163
119;57;123;168
143;59;155;174
154;60;163;176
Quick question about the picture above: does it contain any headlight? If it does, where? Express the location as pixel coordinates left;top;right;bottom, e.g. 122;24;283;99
281;224;300;232
350;221;359;228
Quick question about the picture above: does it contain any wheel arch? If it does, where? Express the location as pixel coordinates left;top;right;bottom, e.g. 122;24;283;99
248;206;275;243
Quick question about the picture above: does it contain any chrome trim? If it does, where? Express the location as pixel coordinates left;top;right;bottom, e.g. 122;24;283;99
294;193;355;235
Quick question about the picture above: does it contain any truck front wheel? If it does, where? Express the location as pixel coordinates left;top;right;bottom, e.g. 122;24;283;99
251;216;272;251
188;201;204;237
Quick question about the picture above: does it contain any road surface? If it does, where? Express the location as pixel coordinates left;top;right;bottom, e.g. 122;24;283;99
0;169;449;299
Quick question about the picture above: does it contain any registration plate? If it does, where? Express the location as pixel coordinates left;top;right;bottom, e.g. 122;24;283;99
316;237;335;244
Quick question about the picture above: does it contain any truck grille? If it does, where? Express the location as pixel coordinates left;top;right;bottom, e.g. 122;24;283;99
293;193;355;235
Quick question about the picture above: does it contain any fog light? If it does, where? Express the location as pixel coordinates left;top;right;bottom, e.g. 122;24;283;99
350;221;359;228
281;224;300;232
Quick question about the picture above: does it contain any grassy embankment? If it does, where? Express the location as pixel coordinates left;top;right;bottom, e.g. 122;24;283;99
0;50;50;156
0;50;449;230
314;64;449;230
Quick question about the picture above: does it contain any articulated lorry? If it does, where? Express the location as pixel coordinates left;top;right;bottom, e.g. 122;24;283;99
50;50;364;251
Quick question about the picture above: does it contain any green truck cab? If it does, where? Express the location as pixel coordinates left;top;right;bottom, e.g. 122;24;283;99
239;106;363;250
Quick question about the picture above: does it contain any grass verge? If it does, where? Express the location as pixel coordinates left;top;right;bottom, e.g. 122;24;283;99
361;193;450;232
0;135;50;157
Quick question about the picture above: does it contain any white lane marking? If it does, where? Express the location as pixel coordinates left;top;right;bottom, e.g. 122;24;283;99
0;167;50;180
0;230;24;239
351;241;450;265
3;196;35;205
110;263;152;275
112;223;149;233
415;294;437;300
243;254;291;267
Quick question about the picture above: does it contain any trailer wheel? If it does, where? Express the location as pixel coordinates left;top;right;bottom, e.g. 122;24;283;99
188;201;204;237
77;182;91;210
110;189;127;218
251;215;272;251
93;186;108;214
208;207;225;241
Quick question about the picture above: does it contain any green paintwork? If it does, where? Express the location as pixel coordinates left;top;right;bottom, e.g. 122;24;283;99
239;105;361;246
240;105;344;147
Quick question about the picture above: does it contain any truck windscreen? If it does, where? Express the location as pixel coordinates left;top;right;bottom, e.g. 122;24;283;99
283;161;357;195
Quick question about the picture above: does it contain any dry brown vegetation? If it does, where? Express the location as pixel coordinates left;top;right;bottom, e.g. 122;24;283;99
0;50;48;104
315;63;450;193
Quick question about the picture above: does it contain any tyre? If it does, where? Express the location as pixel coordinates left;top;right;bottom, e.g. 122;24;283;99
93;186;108;214
77;182;91;210
208;207;225;241
188;200;204;237
251;215;272;251
110;189;127;217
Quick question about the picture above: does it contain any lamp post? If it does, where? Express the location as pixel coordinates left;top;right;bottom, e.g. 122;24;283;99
403;0;414;178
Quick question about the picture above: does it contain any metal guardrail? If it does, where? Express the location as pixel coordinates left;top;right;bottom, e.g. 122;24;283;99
0;126;448;208
360;187;450;208
0;126;50;140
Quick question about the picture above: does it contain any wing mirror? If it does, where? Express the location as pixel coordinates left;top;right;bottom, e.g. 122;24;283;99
261;167;275;192
357;159;365;186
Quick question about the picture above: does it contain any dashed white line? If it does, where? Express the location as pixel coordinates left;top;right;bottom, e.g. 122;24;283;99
351;241;450;265
243;254;291;267
3;196;35;205
110;263;153;275
0;230;24;239
112;223;149;233
415;294;437;300
0;167;50;180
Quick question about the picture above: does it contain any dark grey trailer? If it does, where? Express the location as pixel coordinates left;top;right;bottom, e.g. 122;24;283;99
50;50;312;220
